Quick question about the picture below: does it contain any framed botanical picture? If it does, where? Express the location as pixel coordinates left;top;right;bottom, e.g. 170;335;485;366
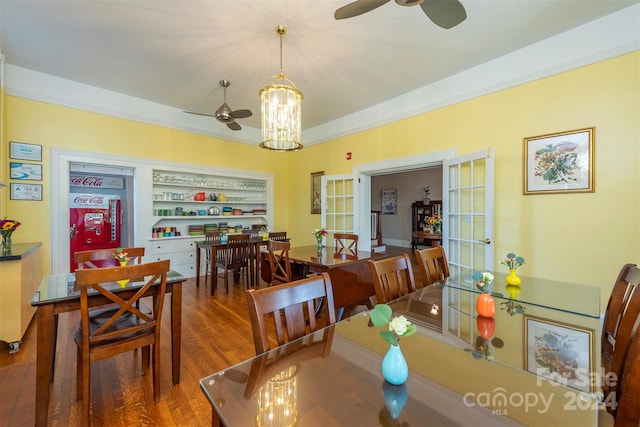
9;141;42;162
310;171;324;214
523;127;594;195
523;315;595;392
381;188;397;215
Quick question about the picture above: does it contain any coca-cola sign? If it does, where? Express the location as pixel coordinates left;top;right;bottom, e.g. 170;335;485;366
70;193;120;208
70;174;123;189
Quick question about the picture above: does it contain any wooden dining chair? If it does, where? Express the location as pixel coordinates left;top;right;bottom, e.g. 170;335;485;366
609;315;640;426
265;239;292;286
414;245;450;286
601;263;640;397
368;254;417;304
74;259;170;427
268;231;288;241
215;234;251;294
245;272;337;354
202;232;221;288
74;247;145;270
334;233;358;256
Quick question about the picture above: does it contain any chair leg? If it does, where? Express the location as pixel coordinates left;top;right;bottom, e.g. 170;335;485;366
51;313;59;382
142;346;150;374
152;343;161;402
81;352;91;427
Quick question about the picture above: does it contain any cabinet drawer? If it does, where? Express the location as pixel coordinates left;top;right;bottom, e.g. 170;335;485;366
149;239;198;254
151;250;194;264
170;262;197;278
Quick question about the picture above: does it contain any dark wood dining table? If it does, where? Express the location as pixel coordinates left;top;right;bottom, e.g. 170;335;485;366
411;231;443;249
200;280;602;427
285;245;386;316
195;236;269;294
30;269;186;427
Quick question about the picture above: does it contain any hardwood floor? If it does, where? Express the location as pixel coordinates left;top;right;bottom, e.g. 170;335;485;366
0;246;417;426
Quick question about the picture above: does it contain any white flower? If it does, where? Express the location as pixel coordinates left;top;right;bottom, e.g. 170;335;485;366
482;272;494;283
388;315;411;336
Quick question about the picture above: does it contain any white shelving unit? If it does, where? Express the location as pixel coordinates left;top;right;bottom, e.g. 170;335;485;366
147;168;272;278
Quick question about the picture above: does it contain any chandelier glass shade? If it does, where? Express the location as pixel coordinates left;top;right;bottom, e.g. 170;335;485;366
259;26;303;151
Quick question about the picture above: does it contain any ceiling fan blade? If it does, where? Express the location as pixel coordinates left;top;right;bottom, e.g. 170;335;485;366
420;0;467;29
183;110;216;118
230;109;253;119
334;0;391;20
227;121;241;131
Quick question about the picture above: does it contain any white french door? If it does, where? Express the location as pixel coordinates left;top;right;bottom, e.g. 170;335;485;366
441;148;494;346
321;174;357;249
443;148;494;280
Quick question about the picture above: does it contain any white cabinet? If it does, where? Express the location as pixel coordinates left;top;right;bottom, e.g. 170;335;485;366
148;238;199;278
147;168;272;278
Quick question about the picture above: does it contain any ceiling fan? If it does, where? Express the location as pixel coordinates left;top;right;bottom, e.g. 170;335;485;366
334;0;467;29
184;80;253;131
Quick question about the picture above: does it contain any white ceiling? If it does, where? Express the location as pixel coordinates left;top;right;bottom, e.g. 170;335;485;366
1;0;639;146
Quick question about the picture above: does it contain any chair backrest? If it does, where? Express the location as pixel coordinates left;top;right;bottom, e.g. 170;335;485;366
266;239;292;286
243;229;261;239
205;232;221;244
414;245;450;286
268;231;288;241
217;234;250;266
613;314;640;426
74;247;145;270
245;272;337;354
368;254;417;304
601;264;640;396
334;233;358;256
74;260;170;348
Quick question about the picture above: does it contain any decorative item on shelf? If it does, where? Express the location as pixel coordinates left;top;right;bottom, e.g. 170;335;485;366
499;252;525;286
370;304;416;385
312;228;327;253
113;248;130;287
473;271;496;318
194;192;206;201
0;218;21;255
420;185;431;204
427;214;442;234
380;380;408;426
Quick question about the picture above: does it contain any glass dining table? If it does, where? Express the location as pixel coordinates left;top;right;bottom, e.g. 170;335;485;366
200;274;603;427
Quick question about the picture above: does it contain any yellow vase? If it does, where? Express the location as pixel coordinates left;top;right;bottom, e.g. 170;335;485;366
505;269;521;286
117;260;129;287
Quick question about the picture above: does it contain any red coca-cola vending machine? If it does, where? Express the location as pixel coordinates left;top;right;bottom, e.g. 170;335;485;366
69;193;122;271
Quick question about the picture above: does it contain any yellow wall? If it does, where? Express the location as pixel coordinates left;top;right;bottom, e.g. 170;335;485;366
289;51;639;304
3;51;639;305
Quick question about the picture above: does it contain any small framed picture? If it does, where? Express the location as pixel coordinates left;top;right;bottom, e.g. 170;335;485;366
524;315;595;392
10;162;43;181
310;171;324;214
523;127;594;195
10;183;43;201
381;188;397;215
10;141;42;162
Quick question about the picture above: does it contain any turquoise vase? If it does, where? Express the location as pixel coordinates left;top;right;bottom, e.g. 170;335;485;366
382;380;408;419
316;239;323;252
381;344;408;385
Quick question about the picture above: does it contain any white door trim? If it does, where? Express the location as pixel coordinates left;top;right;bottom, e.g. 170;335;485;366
352;149;456;251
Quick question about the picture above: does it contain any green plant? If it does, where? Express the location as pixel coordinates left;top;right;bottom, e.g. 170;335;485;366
113;247;129;263
499;252;525;270
370;304;416;346
472;271;494;293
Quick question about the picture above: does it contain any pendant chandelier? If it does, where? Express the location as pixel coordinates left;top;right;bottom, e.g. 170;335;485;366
259;26;303;151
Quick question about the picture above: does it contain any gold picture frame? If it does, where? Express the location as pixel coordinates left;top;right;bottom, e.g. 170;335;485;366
310;171;324;214
523;315;595;392
523;127;595;195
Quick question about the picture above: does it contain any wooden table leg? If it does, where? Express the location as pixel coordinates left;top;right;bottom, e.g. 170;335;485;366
35;305;54;426
171;282;182;385
196;245;201;288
